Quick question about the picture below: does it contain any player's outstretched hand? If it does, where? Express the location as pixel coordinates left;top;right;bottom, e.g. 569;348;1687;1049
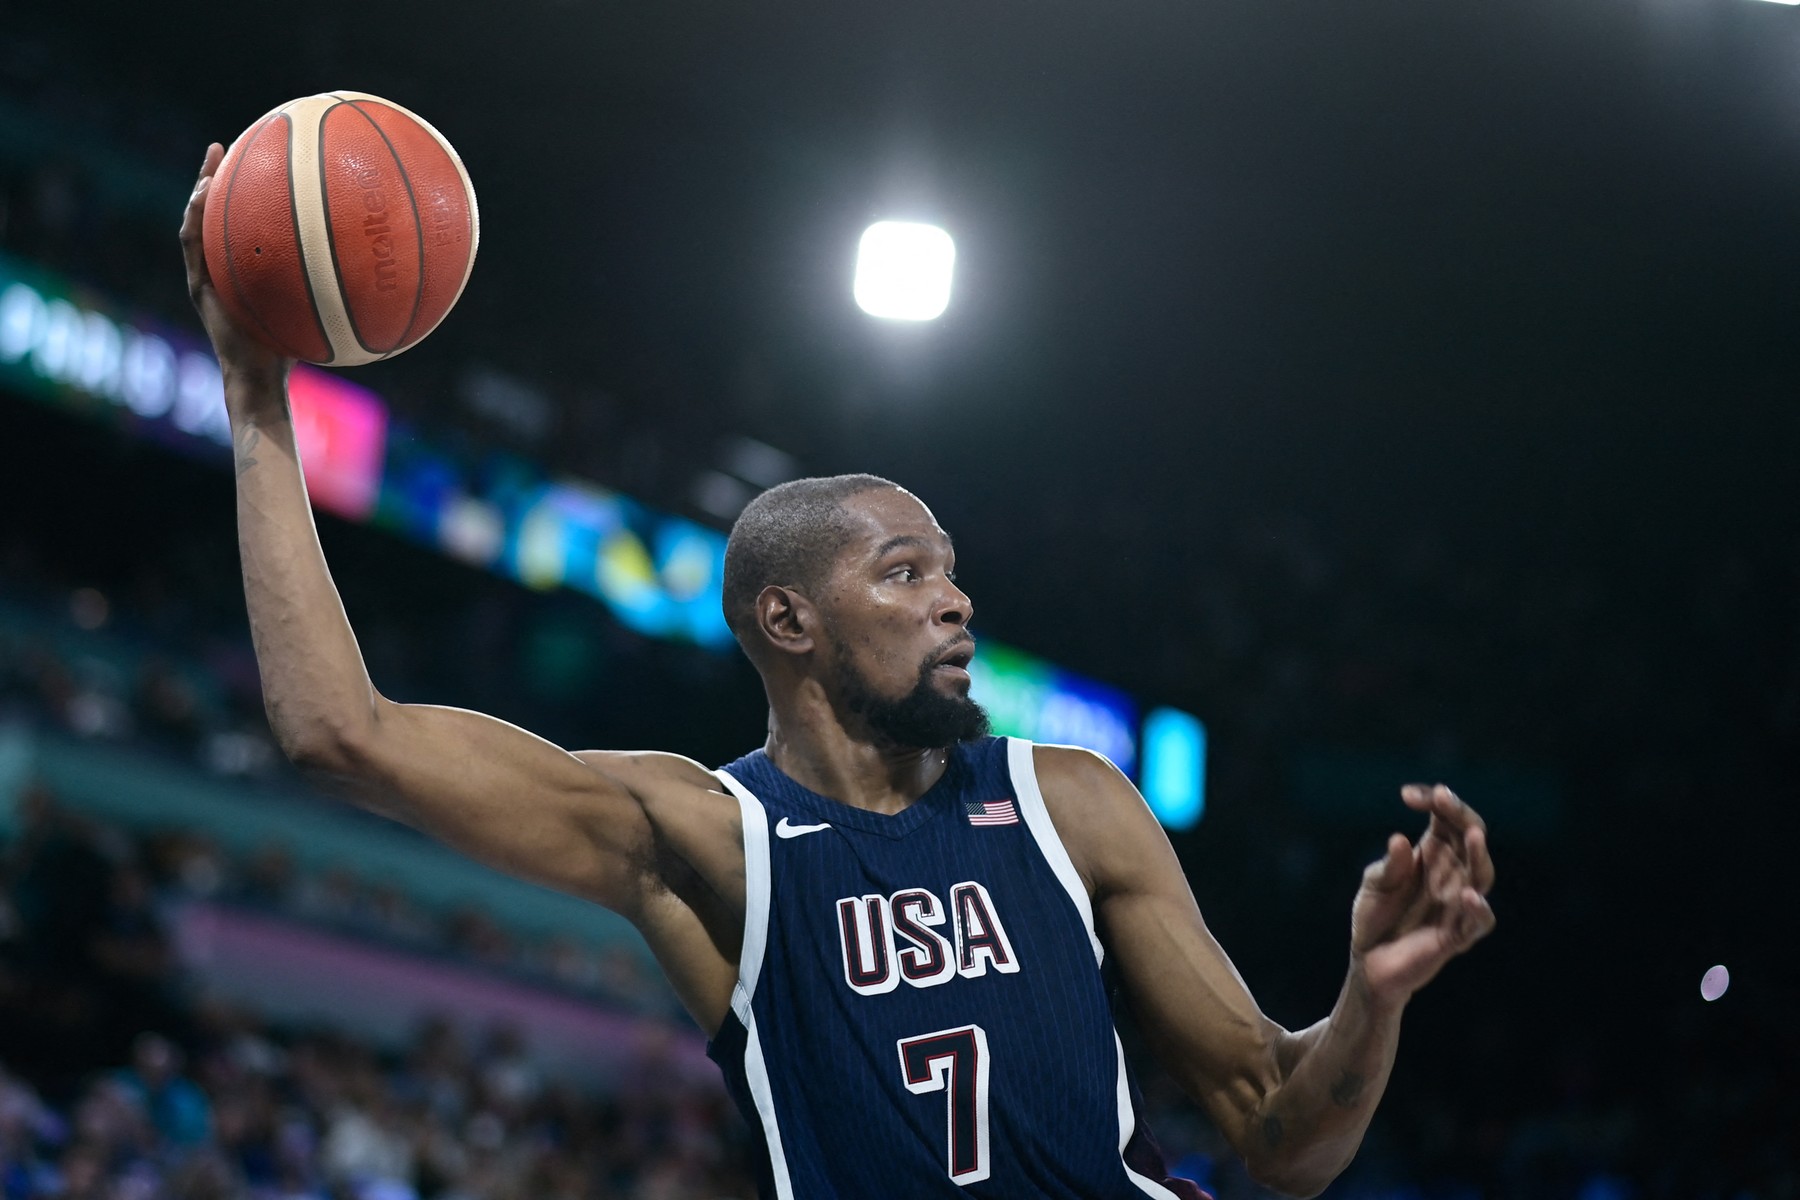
178;143;292;385
1350;783;1496;1004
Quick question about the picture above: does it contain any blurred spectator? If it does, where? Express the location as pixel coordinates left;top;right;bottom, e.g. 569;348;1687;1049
236;847;298;910
89;868;182;1062
112;1035;209;1149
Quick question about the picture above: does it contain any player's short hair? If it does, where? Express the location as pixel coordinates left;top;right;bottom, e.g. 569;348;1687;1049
722;473;899;645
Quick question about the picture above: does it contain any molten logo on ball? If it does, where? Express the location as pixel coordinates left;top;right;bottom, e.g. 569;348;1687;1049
356;166;399;293
203;91;479;366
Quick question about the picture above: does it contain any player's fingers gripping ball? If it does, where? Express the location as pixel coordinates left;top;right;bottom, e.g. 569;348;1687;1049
201;92;479;366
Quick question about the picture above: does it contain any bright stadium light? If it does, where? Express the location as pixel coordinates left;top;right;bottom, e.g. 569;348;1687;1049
854;221;955;320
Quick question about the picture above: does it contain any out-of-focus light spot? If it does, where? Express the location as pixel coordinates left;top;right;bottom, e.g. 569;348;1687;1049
517;506;567;591
1142;707;1206;830
854;222;955;321
70;588;109;631
1700;964;1730;1001
1749;0;1800;6
1171;1153;1214;1190
721;436;796;489
690;469;754;522
1576;1173;1634;1200
657;528;717;603
596;529;659;612
438;496;505;567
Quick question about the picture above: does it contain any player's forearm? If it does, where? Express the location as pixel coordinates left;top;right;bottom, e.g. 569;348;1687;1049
1243;964;1403;1198
227;368;381;767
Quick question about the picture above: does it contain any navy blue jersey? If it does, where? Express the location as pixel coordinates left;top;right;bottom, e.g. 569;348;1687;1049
709;736;1209;1200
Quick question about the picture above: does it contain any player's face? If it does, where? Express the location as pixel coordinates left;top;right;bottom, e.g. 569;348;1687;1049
818;489;989;748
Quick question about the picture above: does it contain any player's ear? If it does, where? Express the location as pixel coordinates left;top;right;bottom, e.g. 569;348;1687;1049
754;585;817;658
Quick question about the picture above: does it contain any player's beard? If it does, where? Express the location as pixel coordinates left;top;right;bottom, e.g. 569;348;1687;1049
829;633;991;750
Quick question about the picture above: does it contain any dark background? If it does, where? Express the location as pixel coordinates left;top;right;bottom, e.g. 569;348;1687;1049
1;0;1797;1195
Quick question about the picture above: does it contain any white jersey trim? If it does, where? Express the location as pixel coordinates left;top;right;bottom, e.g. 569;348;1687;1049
1006;737;1104;967
712;768;771;1018
711;769;793;1199
1115;1033;1184;1200
744;1010;796;1200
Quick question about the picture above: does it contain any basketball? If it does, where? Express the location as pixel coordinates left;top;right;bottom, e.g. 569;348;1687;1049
200;92;479;367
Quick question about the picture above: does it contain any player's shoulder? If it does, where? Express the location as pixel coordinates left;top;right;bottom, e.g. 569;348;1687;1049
1029;741;1135;796
1028;741;1154;832
1028;741;1173;900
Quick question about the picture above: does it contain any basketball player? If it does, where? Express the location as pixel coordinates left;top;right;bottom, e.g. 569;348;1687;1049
179;144;1496;1199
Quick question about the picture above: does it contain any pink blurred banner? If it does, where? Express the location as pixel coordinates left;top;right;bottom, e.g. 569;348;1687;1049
289;366;388;519
173;901;713;1090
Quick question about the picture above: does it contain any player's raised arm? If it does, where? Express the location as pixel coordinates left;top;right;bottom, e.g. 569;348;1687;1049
178;145;664;918
1037;746;1495;1198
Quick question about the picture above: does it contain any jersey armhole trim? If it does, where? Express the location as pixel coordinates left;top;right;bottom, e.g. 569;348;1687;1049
1006;737;1104;967
1115;1032;1185;1200
713;768;772;1021
742;1010;796;1200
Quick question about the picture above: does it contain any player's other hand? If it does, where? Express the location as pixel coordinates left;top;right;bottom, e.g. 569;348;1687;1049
1350;783;1496;1005
178;143;293;386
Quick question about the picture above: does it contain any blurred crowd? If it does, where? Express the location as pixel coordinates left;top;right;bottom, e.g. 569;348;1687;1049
0;1028;747;1200
0;581;670;1024
0;779;750;1200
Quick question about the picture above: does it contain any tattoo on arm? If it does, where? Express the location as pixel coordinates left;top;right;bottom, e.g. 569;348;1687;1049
1260;1114;1284;1149
1330;1069;1366;1108
235;427;261;478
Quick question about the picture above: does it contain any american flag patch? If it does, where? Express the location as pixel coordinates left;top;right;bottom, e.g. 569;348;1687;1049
965;797;1019;826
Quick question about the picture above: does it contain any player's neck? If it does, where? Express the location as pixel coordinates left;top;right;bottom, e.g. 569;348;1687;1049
763;703;949;816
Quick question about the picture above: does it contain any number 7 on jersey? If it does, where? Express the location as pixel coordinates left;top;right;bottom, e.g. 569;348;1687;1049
897;1023;991;1185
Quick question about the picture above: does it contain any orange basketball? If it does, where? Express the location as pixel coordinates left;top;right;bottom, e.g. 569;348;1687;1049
201;92;479;367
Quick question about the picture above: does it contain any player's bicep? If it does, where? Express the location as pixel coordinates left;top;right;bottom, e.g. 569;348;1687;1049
322;696;657;914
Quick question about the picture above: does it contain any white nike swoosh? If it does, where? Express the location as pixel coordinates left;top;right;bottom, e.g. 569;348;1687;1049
775;817;832;839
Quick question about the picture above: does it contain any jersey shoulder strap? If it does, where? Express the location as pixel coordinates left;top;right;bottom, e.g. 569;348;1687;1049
1005;737;1104;967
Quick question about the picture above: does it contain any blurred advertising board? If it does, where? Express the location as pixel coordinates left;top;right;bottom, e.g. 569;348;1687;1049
969;643;1209;824
0;253;383;520
0;253;233;451
0;251;728;649
969;640;1139;776
0;251;1204;821
378;441;732;648
287;367;388;519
